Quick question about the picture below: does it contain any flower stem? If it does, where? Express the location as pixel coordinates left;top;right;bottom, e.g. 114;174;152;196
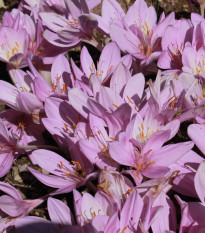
82;38;103;51
86;181;97;193
17;144;63;153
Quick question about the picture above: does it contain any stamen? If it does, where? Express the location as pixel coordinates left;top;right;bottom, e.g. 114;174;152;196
52;83;57;90
121;226;128;233
135;148;142;158
7;51;10;59
109;137;116;140
6;217;17;223
23;86;28;92
133;172;141;180
123;188;133;196
57;75;61;81
112;103;119;108
127;95;134;104
148;159;156;167
193;94;198;104
71;160;82;169
63;171;71;178
102;145;107;151
196;67;201;74
60;83;66;93
64;123;69;132
145;21;150;35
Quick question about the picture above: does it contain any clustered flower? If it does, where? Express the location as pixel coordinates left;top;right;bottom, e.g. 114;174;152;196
0;0;205;232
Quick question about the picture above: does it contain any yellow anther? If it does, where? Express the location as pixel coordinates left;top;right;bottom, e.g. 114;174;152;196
193;94;198;104
72;122;76;129
139;40;145;47
60;83;66;93
52;83;57;90
6;217;17;223
148;159;156;167
35;47;40;55
133;172;141;180
168;96;175;102
127;95;134;104
196;67;201;74
123;188;134;196
134;105;138;112
147;130;154;137
147;149;152;154
109;137;116;140
67;22;73;27
112;103;119;108
180;42;183;51
60;161;63;168
7;51;10;59
170;50;175;57
145;21;150;35
63;172;71;178
23;86;28;92
121;226;128;233
64;123;69;132
102;145;107;151
141;124;144;130
15;42;19;47
135;148;142;158
109;65;113;71
71;160;82;169
57;75;62;81
12;47;18;55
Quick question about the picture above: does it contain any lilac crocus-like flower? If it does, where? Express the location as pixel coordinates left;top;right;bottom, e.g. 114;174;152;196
73;189;116;230
0;119;22;178
182;46;205;81
109;126;193;184
0;181;44;232
91;0;125;35
15;197;75;233
0;26;29;68
28;149;96;195
176;160;205;232
80;42;131;84
188;122;205;154
0;72;44;123
98;169;134;210
109;0;175;66
158;19;192;74
40;0;98;48
0;109;45;146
